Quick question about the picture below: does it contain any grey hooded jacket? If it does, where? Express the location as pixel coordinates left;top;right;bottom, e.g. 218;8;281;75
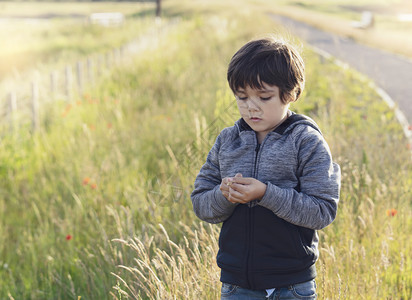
191;113;341;289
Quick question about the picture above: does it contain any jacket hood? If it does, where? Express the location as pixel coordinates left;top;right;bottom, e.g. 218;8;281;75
235;112;321;136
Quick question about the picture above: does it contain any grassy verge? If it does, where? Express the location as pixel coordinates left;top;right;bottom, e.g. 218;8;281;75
0;1;410;299
264;0;412;59
0;2;156;81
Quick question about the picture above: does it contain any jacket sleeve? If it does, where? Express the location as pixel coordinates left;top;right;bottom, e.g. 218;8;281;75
191;132;238;224
258;127;341;230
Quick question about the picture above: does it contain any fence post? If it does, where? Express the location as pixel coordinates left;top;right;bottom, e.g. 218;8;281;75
106;52;111;69
8;92;17;132
65;65;72;101
31;82;39;131
76;61;83;95
97;55;103;78
112;49;117;65
119;46;125;62
87;57;93;84
50;71;57;100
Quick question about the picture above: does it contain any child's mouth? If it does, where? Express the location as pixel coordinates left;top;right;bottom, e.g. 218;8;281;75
250;117;262;122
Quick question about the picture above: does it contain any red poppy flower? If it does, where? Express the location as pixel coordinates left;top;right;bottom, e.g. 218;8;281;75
90;183;97;189
82;177;90;185
386;209;397;217
66;234;72;241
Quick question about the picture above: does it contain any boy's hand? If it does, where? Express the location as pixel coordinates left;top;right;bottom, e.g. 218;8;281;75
220;173;243;203
220;173;267;204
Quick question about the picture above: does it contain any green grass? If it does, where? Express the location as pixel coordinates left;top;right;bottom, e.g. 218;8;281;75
0;2;156;81
0;1;411;299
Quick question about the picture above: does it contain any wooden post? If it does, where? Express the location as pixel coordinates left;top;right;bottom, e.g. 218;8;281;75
87;58;93;84
8;92;17;113
156;0;161;18
65;65;72;101
96;55;102;78
8;92;17;132
106;52;111;69
119;46;125;62
50;71;57;99
76;61;83;94
31;82;39;131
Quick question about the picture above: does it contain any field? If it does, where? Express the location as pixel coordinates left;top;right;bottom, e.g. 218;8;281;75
0;2;156;81
0;0;411;299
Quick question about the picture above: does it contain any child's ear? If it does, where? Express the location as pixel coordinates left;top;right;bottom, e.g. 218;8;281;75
284;96;297;104
289;92;300;103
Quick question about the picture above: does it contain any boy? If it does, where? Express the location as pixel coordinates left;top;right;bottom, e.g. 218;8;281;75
191;37;341;299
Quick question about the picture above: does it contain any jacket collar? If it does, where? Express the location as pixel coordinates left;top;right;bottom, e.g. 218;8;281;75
236;111;297;136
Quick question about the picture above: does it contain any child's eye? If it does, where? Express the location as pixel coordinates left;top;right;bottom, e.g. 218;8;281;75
237;96;248;101
260;96;272;101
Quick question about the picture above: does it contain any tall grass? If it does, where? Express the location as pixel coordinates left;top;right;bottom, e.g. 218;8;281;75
0;1;410;299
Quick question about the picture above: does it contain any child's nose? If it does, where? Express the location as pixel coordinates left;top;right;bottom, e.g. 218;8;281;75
247;99;260;111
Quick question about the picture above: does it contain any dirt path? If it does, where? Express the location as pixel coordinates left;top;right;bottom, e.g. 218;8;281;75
271;14;412;126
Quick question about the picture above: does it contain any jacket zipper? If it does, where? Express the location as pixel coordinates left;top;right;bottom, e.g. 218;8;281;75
254;144;260;178
246;141;261;288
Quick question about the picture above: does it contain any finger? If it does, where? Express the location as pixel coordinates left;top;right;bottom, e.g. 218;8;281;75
225;177;235;187
228;193;242;203
231;177;253;185
228;193;247;204
229;187;245;199
235;173;243;178
229;183;247;194
222;192;230;200
220;183;229;191
228;198;237;203
221;188;229;196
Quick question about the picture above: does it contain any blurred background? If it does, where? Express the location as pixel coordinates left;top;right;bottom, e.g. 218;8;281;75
1;0;411;80
1;0;411;128
0;0;411;299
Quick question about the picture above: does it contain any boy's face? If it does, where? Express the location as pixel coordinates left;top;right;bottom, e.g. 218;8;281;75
235;82;291;143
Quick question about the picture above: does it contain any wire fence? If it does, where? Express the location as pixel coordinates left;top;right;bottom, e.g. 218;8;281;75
0;17;178;135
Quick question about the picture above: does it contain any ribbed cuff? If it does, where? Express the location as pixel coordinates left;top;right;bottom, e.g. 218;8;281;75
258;182;282;213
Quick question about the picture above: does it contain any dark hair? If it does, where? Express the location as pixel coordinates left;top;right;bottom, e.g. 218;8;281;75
227;37;305;103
